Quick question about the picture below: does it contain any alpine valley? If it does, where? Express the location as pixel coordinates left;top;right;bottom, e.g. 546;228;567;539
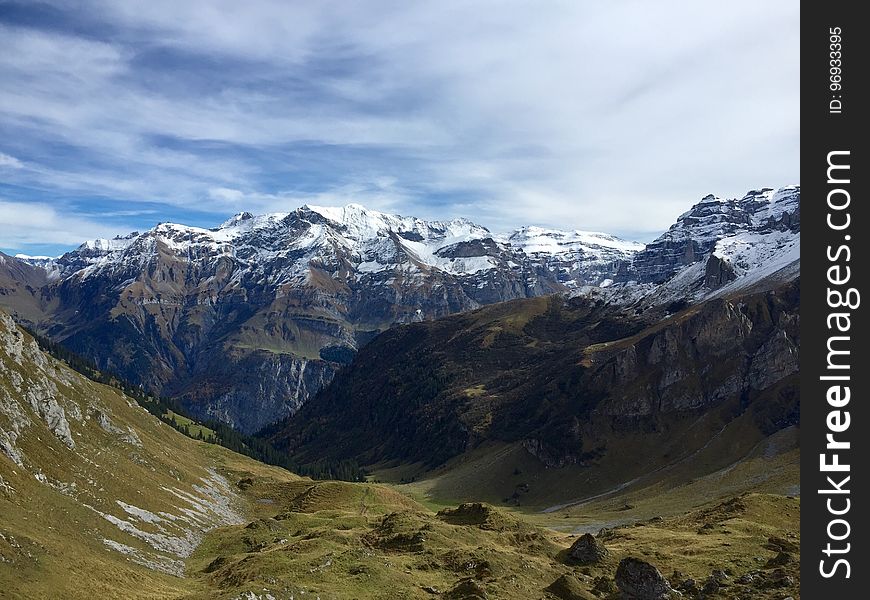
1;186;801;599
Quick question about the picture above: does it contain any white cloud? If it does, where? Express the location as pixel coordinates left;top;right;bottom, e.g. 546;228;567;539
208;187;246;204
0;200;130;247
0;152;23;169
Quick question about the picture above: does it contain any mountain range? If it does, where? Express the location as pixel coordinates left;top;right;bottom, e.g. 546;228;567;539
0;186;802;599
0;186;799;435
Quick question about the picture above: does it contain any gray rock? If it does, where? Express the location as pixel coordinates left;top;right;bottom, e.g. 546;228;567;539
96;410;126;435
704;254;736;289
615;557;679;599
26;386;74;449
735;570;760;584
0;430;25;467
568;533;608;564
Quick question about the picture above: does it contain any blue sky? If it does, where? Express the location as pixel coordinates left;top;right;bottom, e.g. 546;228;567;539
0;1;799;257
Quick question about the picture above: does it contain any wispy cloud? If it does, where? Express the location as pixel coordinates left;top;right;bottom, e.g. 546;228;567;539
0;0;799;252
0;199;132;250
0;152;23;169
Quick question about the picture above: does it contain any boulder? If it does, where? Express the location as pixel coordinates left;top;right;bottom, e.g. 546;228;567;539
615;557;679;599
568;533;609;564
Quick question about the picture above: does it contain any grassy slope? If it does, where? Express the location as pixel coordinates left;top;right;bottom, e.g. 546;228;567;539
1;310;800;599
392;418;799;514
164;409;218;440
0;313;299;599
181;477;799;599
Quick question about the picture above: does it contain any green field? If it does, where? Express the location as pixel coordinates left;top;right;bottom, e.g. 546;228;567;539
163;409;218;440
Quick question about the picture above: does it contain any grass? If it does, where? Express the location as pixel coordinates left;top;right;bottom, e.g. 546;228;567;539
179;415;801;599
164;410;217;440
185;480;564;599
0;315;296;599
180;477;799;599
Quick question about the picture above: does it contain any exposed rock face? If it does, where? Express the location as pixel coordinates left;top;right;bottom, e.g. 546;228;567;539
176;351;337;433
615;557;678;599
619;186;799;284
568;533;608;564
522;437;581;468
503;227;644;287
591;287;800;418
0;312;75;452
26;385;75;449
703;254;736;289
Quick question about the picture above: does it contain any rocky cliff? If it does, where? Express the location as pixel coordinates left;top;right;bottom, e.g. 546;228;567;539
271;274;799;479
619;186;799;283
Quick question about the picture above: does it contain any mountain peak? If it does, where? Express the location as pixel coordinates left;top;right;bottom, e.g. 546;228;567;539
299;203;492;245
219;211;255;228
625;185;800;285
505;226;644;255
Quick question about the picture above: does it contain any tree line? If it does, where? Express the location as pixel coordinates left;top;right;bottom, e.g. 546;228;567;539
26;327;366;482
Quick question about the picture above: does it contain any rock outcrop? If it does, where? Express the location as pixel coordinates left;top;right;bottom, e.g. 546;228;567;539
591;286;799;418
619;186;799;284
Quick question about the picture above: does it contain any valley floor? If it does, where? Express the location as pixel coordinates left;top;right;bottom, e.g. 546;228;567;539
178;462;800;599
1;430;801;600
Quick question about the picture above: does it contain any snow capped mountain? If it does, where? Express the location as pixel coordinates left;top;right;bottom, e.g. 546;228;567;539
575;185;801;311
13;253;55;262
12;254;61;278
620;185;799;285
4;187;799;434
15;203;633;433
504;227;643;255
306;203;491;243
501;226;644;288
24;187;797;296
40;203;642;290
